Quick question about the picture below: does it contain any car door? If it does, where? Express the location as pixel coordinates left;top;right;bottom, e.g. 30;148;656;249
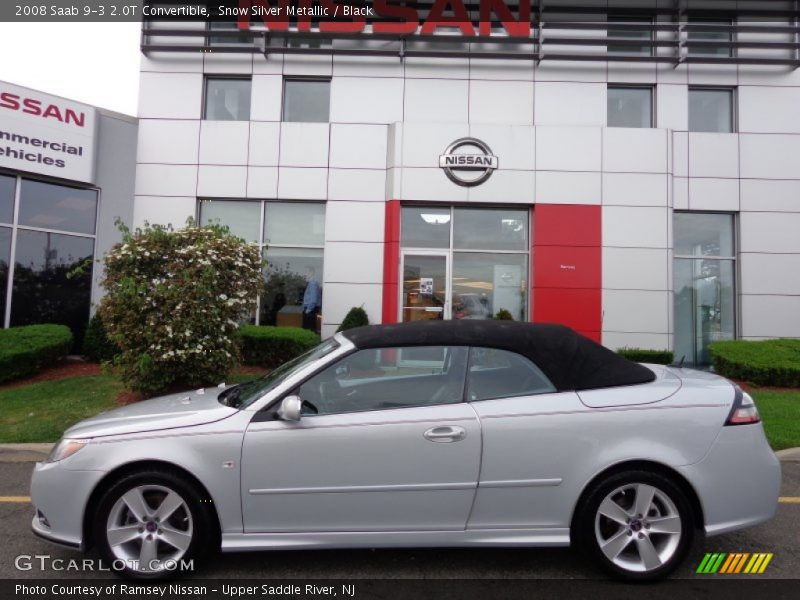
240;345;481;533
462;347;587;531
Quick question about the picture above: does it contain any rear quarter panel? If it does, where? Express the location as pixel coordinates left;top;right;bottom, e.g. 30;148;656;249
467;381;732;530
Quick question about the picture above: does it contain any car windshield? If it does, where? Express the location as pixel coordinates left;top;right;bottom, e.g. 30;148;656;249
219;338;340;409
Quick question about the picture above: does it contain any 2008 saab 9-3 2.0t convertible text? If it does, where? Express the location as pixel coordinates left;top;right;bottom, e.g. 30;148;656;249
31;321;780;580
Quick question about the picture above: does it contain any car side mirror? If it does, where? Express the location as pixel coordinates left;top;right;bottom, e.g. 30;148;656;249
277;395;302;422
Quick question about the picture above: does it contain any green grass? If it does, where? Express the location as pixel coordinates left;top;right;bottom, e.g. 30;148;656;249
0;375;124;443
751;389;800;451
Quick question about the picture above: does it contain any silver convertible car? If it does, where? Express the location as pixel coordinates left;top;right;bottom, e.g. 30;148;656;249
31;321;780;580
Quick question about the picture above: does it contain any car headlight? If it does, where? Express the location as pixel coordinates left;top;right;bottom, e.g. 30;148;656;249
47;439;89;463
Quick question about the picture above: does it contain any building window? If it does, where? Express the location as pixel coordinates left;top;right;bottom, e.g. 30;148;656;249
400;206;529;323
204;77;251;121
607;86;654;128
207;21;251;46
687;18;734;57
689;88;735;133
198;200;325;332
282;79;331;123
673;212;736;367
0;175;97;346
607;15;653;56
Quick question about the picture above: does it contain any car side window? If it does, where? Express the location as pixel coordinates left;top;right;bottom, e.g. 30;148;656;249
467;347;556;401
292;346;468;416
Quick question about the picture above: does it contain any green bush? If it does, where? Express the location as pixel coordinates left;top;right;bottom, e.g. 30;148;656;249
98;222;263;395
709;339;800;387
0;324;73;384
336;306;370;332
82;313;120;363
239;326;321;369
617;347;675;365
494;308;514;320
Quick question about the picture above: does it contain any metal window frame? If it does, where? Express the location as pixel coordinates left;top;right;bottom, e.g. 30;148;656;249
673;210;739;364
607;84;656;128
687;85;737;133
202;75;253;121
281;76;333;123
2;174;100;329
398;204;531;323
196;198;326;326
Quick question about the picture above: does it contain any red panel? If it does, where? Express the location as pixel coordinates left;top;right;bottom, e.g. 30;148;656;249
382;200;401;324
532;204;602;334
533;245;601;289
534;204;601;247
533;288;602;333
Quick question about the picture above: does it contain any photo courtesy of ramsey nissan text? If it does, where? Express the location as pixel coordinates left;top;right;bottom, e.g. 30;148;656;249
0;1;799;599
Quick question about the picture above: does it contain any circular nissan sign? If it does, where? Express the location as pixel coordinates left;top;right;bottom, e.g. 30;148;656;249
438;137;499;187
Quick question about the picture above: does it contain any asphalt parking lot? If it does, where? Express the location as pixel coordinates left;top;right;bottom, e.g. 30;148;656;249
1;457;799;581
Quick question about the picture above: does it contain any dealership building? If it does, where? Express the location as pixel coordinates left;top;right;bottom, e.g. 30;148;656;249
0;81;137;345
4;1;800;367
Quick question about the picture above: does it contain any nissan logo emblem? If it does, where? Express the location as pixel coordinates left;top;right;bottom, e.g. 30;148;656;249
438;137;499;187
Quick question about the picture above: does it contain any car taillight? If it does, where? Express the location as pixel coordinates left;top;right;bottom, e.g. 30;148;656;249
725;385;761;426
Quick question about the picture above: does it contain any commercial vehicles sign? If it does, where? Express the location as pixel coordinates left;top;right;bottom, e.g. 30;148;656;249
0;82;97;184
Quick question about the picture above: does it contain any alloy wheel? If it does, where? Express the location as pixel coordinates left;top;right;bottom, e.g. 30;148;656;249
105;484;194;572
593;482;683;573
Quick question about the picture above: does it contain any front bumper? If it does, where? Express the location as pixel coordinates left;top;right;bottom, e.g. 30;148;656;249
30;460;107;551
678;423;781;536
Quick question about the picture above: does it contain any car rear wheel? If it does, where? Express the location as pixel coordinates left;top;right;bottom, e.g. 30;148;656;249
575;470;694;580
93;470;214;579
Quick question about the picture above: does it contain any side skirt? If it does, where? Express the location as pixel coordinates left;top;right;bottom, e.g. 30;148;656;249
221;528;571;552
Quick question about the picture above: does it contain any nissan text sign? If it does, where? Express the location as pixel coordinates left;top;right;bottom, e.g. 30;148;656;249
0;82;97;184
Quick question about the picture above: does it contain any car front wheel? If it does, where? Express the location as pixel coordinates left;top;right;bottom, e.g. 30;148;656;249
576;470;695;580
93;470;213;579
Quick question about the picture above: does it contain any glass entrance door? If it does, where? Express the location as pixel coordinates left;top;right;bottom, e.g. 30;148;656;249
401;253;450;322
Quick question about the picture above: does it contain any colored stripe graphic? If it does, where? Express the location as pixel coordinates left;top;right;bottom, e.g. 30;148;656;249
698;552;773;574
697;553;727;573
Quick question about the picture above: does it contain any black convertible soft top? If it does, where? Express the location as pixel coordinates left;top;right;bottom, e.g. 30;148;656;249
342;320;655;392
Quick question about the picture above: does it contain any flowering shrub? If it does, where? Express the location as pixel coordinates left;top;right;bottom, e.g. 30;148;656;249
98;222;263;395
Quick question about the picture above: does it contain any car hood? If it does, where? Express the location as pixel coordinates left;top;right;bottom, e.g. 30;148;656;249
63;387;239;439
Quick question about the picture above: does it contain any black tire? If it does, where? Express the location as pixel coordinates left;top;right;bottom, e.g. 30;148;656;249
92;469;217;580
573;470;695;581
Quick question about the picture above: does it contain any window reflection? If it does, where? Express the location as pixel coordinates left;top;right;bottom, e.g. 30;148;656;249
689;88;734;133
673;213;736;366
608;86;653;128
452;253;527;321
0;227;10;319
264;202;326;246
262;248;324;333
283;80;331;123
453;207;528;251
18;179;98;235
401;207;450;249
10;230;93;346
674;213;734;256
205;78;251;121
200;200;260;243
0;175;14;224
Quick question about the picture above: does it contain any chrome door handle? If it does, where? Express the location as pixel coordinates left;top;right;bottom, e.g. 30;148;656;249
423;426;467;443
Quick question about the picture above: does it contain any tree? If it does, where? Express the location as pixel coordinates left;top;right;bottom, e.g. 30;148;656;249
98;221;263;395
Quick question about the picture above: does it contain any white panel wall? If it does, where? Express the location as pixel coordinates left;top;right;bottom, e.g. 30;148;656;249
135;34;800;346
534;82;605;127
